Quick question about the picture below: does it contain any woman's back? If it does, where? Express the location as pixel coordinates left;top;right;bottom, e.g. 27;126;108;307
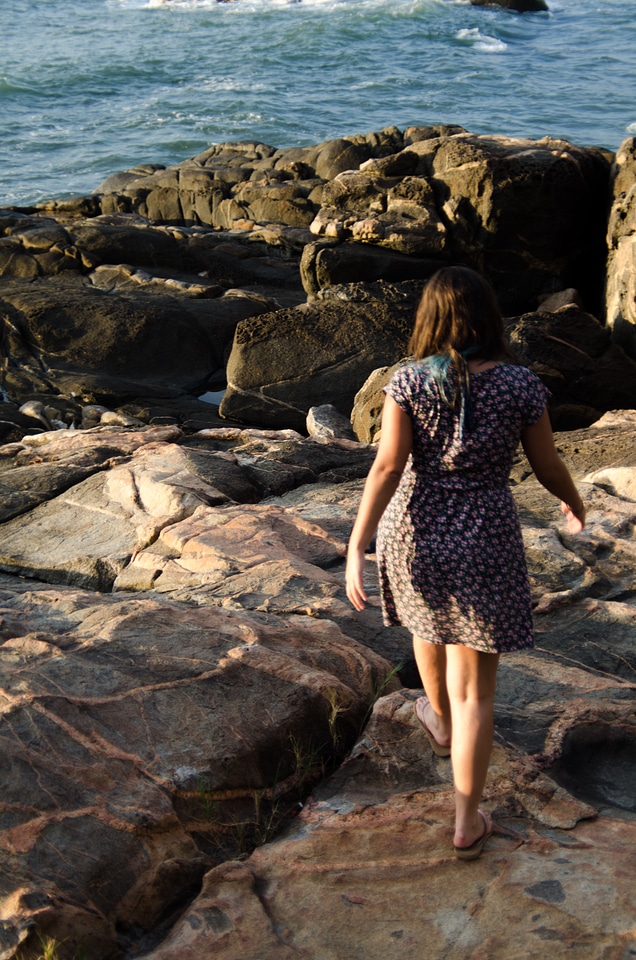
387;361;549;492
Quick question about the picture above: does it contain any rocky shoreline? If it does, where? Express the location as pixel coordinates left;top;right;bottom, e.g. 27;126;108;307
0;125;635;959
2;127;636;438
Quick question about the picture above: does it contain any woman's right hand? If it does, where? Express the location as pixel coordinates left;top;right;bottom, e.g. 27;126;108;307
346;546;368;611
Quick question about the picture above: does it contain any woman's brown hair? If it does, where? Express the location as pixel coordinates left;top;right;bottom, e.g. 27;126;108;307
409;265;515;409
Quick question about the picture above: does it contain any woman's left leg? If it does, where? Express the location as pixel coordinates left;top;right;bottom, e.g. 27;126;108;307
445;645;499;850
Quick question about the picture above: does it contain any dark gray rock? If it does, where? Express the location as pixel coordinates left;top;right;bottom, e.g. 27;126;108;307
301;239;441;300
508;305;636;425
220;300;412;431
0;276;273;407
470;0;548;9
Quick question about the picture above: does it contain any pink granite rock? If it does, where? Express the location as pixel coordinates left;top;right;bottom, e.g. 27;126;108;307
137;692;634;960
0;413;634;959
0;577;396;958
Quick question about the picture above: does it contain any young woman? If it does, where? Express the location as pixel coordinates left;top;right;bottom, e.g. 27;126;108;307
346;266;585;860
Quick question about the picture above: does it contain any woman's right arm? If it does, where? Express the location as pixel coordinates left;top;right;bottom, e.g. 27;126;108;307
346;395;413;610
521;409;586;533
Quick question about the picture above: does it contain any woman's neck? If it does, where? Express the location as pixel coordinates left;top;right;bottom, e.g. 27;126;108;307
467;358;501;374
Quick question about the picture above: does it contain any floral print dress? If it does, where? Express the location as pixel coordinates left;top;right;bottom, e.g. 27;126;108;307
376;362;549;654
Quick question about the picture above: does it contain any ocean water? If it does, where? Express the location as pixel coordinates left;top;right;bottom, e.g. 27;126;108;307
1;0;635;207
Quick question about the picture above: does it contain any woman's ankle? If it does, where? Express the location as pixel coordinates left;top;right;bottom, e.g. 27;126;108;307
423;697;451;745
454;809;487;848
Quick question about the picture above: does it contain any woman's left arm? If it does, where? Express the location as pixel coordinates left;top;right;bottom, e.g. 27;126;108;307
521;409;585;533
346;395;413;610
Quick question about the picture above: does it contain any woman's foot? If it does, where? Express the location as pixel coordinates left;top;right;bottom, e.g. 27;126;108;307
414;696;451;757
453;810;493;860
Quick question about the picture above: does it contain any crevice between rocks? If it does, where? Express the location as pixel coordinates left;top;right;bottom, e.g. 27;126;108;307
548;722;636;818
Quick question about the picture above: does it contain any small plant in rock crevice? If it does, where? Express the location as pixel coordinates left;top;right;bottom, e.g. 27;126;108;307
192;664;403;865
16;933;89;960
323;686;349;753
288;733;328;790
194;732;333;861
348;663;405;738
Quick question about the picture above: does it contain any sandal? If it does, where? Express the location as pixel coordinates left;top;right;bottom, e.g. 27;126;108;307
413;696;451;757
454;810;493;861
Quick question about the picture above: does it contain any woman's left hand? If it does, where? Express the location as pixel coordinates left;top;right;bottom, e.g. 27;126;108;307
346;546;368;611
560;499;585;534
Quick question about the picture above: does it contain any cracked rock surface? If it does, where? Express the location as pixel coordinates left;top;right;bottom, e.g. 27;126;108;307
0;412;634;959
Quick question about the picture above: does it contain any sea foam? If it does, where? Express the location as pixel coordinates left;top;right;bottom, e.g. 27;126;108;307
2;0;633;206
456;27;507;53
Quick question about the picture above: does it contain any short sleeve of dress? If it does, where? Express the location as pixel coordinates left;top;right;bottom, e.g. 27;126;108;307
519;368;551;425
383;364;415;415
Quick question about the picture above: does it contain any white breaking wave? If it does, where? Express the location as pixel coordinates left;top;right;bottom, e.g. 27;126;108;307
129;0;410;9
3;0;631;206
139;0;352;8
456;27;507;53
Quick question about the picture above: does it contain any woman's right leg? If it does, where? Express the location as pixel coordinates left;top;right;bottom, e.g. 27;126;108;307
445;645;499;849
413;634;452;748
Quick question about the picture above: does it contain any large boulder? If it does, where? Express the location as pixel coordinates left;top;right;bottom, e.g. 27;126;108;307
306;133;611;315
0;576;394;960
507;303;636;427
220;300;413;431
300;239;441;300
470;0;548;10
606;136;636;358
0;275;273;405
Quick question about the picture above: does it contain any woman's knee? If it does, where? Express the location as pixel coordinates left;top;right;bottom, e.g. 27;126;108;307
446;646;499;701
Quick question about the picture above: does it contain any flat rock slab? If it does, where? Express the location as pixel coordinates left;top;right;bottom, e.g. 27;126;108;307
139;691;635;960
0;575;395;957
495;598;636;762
0;414;634;958
0;424;183;524
0;440;234;590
